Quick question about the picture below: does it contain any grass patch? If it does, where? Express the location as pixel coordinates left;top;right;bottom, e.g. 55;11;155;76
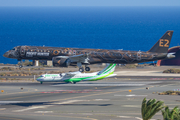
163;69;180;73
158;90;180;95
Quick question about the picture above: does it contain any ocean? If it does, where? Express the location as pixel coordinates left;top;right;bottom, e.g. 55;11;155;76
0;6;180;64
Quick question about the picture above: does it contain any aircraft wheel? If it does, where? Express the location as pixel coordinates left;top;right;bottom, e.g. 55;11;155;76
40;82;43;84
19;65;23;68
79;67;84;72
85;67;90;71
71;81;76;84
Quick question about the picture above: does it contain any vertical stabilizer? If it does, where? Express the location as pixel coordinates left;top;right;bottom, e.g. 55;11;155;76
97;64;116;75
148;31;173;53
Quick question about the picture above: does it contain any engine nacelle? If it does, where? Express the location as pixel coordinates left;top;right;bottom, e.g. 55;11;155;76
52;57;70;67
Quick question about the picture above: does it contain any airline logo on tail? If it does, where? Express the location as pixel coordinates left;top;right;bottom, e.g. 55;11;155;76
97;63;116;75
158;31;172;47
148;31;173;53
159;39;169;47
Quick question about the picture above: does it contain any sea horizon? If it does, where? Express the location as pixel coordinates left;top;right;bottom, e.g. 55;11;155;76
0;6;180;64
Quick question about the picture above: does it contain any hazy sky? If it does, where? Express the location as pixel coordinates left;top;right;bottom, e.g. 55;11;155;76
0;0;180;6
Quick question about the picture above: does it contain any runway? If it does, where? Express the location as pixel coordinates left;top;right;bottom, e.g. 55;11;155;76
0;76;180;120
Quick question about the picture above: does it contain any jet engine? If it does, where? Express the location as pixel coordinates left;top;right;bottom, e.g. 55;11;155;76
52;57;71;67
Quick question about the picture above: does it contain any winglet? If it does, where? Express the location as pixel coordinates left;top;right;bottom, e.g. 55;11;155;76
148;31;173;53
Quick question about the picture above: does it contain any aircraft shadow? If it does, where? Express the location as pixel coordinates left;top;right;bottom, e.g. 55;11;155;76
49;104;112;106
9;102;51;107
8;102;112;107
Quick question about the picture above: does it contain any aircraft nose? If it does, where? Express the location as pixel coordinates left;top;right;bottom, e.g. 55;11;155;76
3;52;9;58
36;77;43;81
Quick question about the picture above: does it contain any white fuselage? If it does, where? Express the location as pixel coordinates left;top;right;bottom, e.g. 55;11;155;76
36;71;98;82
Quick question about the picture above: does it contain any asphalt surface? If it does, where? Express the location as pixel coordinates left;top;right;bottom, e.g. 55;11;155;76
1;76;180;120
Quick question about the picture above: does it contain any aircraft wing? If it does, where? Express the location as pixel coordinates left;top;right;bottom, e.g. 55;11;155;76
56;54;90;64
66;71;81;75
64;72;80;78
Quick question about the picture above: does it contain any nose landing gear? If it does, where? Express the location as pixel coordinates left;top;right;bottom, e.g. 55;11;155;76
19;65;23;68
70;81;76;84
18;59;23;68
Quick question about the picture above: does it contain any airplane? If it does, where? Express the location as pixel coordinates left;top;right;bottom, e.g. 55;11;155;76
3;31;175;72
36;63;116;84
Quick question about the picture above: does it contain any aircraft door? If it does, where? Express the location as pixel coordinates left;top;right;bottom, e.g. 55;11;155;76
73;50;76;55
20;46;26;56
68;50;73;55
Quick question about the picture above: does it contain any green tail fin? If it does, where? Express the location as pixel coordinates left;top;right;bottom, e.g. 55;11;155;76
97;64;116;75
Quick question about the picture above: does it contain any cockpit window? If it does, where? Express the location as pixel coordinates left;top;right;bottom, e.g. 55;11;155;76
11;48;15;50
40;75;44;77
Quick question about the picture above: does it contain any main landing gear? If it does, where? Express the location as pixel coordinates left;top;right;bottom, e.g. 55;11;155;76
79;66;90;72
77;62;90;72
79;67;84;72
85;66;90;71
